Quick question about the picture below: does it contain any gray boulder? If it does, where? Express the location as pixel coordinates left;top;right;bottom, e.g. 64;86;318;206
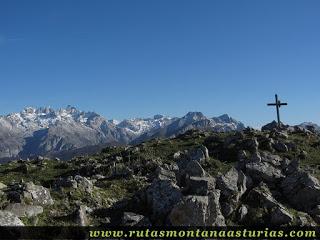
168;190;225;226
185;160;206;178
186;176;215;196
216;168;248;216
0;210;24;226
24;182;54;206
281;170;320;212
189;146;209;162
246;161;284;183
146;179;182;223
74;175;94;193
5;203;43;218
246;183;282;209
75;205;90;226
155;167;176;182
237;204;248;222
0;182;7;190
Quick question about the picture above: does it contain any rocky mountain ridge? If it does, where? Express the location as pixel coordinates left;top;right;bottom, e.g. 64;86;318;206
0;125;320;227
0;106;245;161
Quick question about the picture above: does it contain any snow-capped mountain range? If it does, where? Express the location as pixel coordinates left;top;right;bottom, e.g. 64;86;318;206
0;106;245;161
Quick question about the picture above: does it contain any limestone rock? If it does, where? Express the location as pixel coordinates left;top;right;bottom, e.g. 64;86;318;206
168;190;225;226
246;161;284;183
246;183;281;209
155;167;176;182
146;179;182;223
169;195;209;226
0;210;24;226
122;212;151;226
237;204;248;222
5;203;43;218
184;160;206;178
281;170;320;212
75;205;89;226
24;182;54;206
186;176;215;196
0;182;7;190
74;175;94;193
216;167;247;216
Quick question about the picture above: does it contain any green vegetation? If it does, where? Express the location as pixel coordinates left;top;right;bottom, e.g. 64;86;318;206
1;128;320;226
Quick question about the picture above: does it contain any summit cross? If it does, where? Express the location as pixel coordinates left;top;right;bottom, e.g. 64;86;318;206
267;94;288;127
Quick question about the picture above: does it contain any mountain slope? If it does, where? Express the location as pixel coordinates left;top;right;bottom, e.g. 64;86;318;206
0;107;245;161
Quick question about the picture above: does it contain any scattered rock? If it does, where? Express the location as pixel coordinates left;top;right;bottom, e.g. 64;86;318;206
246;161;284;183
168;190;225;226
122;212;151;226
262;121;287;131
295;212;316;226
146;179;182;223
24;182;54;206
246;183;281;210
186;176;215;196
5;203;43;218
155;167;176;182
188;146;209;162
184;160;206;178
0;210;24;226
0;182;7;190
216;168;247;216
237;204;248;222
281;170;320;212
75;205;89;226
168;195;209;226
74;175;94;193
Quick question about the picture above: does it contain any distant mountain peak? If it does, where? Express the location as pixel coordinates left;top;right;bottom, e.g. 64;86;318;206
154;114;164;119
184;111;205;120
0;107;246;161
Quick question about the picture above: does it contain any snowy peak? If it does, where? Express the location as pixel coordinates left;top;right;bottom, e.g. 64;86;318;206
3;106;101;129
184;112;206;121
117;115;173;135
0;107;246;161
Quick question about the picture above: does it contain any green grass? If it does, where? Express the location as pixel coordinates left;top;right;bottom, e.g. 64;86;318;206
0;160;76;187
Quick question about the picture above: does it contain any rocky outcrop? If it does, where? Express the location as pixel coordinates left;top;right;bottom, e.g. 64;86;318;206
186;176;215;196
216;168;248;217
168;191;225;226
245;183;293;226
55;175;94;193
146;179;182;223
281;170;320;212
74;205;90;226
7;182;54;206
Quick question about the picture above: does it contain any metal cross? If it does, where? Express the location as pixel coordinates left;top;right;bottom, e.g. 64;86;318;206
267;94;288;126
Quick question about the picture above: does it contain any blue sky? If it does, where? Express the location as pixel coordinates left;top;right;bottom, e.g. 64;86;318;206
1;0;320;127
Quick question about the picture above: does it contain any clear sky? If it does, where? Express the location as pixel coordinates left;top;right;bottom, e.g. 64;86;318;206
1;0;320;127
